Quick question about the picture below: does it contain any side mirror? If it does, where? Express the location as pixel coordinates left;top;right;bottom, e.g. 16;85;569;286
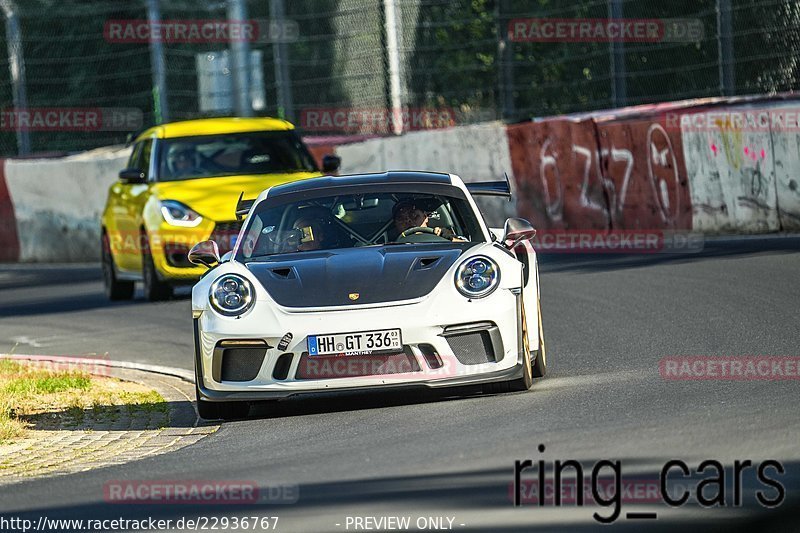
188;240;221;269
321;154;341;173
119;168;146;184
502;218;536;249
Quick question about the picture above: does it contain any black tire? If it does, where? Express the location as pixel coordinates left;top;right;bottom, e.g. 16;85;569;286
507;297;534;391
485;298;533;394
141;232;173;302
101;232;134;301
195;386;250;421
532;296;547;378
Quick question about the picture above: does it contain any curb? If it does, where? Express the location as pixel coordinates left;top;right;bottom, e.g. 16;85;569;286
0;353;195;383
0;354;217;485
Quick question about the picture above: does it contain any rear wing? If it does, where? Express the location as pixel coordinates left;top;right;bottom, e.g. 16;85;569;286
235;192;256;221
465;173;512;199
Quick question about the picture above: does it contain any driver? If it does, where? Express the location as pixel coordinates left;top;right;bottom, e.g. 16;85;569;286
392;200;456;243
167;144;204;178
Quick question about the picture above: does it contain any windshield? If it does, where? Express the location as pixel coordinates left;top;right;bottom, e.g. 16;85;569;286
157;131;317;181
237;191;484;260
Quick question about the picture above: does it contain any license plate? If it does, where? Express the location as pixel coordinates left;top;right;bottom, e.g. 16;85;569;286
308;329;402;356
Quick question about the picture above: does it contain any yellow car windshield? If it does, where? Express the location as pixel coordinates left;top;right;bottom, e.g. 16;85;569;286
159;131;317;181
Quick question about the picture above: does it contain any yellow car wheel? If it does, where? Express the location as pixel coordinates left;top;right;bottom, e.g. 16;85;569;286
142;231;173;302
101;232;134;301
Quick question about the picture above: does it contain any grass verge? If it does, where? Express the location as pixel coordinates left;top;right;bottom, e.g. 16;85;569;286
0;358;167;443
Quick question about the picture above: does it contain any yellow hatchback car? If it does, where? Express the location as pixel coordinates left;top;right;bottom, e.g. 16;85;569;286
101;117;338;301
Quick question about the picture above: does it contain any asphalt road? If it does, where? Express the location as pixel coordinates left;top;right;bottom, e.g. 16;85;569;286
1;237;799;532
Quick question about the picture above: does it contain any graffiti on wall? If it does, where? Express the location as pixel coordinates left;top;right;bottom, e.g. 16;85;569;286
508;115;691;231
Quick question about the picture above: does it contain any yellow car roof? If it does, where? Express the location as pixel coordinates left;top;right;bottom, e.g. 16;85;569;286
137;117;295;141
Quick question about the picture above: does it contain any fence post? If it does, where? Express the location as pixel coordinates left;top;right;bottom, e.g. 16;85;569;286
384;0;403;135
497;0;515;121
717;0;735;96
270;0;294;122
608;0;626;108
146;0;169;123
1;0;31;155
228;0;253;117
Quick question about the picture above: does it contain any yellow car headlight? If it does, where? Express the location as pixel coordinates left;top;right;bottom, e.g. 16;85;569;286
160;200;203;227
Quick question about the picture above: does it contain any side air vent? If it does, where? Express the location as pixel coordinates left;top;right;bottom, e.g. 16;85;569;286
272;353;293;380
418;344;443;369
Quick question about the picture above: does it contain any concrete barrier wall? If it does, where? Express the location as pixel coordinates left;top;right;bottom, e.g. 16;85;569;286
596;115;693;230
4;146;131;261
507;109;695;232
765;103;800;231
337;122;515;227
0;159;21;262
681;105;780;233
507;98;795;234
507;118;611;230
1;97;800;262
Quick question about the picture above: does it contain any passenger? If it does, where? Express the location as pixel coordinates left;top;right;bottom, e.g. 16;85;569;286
291;207;350;251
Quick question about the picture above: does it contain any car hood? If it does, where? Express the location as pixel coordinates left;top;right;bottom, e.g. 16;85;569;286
153;173;320;222
245;244;474;308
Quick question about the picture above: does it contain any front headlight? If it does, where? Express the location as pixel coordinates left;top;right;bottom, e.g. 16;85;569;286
160;200;203;227
209;274;255;316
455;256;500;298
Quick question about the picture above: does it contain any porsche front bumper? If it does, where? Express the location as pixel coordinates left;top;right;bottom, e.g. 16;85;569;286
194;288;527;402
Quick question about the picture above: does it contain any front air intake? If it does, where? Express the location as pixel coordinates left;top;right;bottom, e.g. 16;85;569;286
213;340;268;382
443;322;503;365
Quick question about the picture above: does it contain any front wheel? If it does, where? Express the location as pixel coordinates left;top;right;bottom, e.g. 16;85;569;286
532;295;547;378
102;232;134;301
484;298;533;394
507;297;534;391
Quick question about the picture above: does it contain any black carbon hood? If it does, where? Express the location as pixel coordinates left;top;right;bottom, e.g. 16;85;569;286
245;244;472;308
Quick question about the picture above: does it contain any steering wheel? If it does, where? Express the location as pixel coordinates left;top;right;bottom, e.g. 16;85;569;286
400;226;437;238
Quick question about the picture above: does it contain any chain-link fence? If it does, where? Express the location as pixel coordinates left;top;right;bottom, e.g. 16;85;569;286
1;0;798;156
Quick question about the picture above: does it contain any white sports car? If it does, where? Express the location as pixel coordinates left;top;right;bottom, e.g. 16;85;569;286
188;171;546;420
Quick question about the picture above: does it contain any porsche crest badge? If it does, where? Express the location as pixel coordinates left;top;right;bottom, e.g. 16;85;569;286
348;293;360;301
